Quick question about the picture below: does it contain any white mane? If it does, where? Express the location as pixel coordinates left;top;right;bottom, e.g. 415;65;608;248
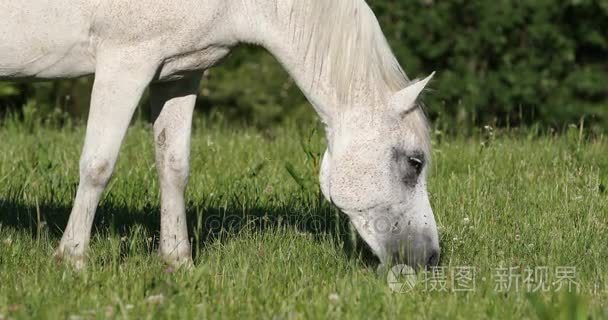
285;0;430;155
287;0;410;104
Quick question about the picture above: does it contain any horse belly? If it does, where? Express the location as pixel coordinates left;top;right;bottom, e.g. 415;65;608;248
0;0;95;80
0;44;95;80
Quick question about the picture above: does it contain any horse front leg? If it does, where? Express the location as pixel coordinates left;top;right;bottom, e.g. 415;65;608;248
150;74;202;268
55;52;158;269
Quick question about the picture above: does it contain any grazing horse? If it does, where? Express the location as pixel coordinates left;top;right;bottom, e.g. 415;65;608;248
0;0;440;270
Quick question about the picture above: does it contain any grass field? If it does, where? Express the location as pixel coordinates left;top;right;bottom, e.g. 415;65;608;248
0;116;607;319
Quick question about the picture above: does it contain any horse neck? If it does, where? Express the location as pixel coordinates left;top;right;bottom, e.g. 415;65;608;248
232;0;402;126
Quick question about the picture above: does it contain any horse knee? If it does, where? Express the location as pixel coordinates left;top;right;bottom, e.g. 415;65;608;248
160;153;189;187
80;157;113;187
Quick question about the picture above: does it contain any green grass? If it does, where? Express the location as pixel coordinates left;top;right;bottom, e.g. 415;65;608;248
0;117;607;319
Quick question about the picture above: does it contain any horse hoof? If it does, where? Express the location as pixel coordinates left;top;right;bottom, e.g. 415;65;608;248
54;249;87;271
162;255;194;270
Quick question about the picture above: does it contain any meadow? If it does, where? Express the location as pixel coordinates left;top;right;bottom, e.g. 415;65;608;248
0;115;606;319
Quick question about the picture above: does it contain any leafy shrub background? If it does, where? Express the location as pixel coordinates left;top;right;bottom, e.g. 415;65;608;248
1;0;606;132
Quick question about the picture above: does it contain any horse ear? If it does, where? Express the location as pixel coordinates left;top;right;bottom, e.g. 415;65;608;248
390;72;435;115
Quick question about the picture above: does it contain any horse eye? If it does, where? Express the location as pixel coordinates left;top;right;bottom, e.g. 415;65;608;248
408;157;424;174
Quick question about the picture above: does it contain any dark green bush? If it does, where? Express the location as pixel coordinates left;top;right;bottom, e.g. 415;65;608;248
372;0;607;132
1;0;606;131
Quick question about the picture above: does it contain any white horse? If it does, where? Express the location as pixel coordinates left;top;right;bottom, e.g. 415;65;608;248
0;0;440;270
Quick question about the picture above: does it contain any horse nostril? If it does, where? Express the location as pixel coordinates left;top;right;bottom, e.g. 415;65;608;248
425;249;440;268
